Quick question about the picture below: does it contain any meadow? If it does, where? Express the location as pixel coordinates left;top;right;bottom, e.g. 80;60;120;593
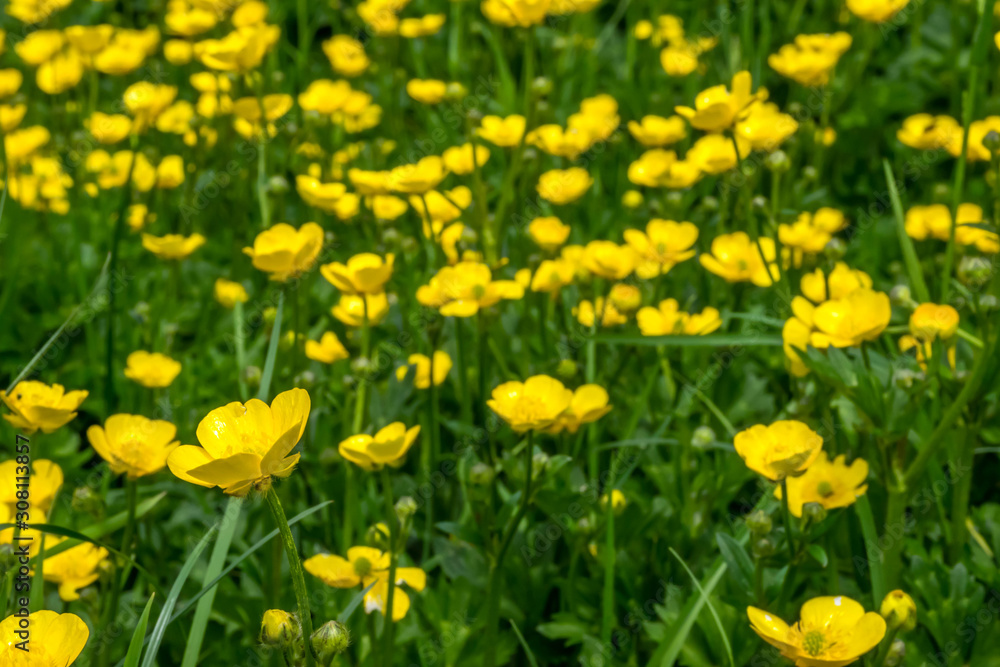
1;0;999;665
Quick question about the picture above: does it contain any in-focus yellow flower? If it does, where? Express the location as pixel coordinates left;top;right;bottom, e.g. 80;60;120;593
416;262;524;317
811;288;891;347
582;240;636;280
547;384;612;434
395;352;452;388
627;115;687;147
897;113;961;150
637;299;722;336
487;375;574;432
774;452;868;517
167;388;311;496
537;167;594;205
481;0;552;27
0;459;62;514
88;414;180;479
0;381;87;434
321;253;395;295
800;262;872;303
748;597;886;665
477;114;526;147
305;547;426;621
142;232;206;260
214;278;249;308
332;292;390;327
880;591;917;632
406;79;447;104
846;0;910;22
339;422;421;470
528;217;571;252
675;70;764;132
442;143;490;174
260;609;298;646
41;540;108;601
123;350;182;388
700;232;778;286
909;303;959;341
85;112;132;144
574;298;628;328
323;35;370;77
0;611;89;664
624;219;698;278
734;420;823;481
768;33;853;86
305;332;349;364
243;222;324;281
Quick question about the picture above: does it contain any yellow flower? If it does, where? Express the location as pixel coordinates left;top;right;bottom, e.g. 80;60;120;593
85;112;132;144
783;312;814;377
14;30;64;65
880;591;917;632
609;284;642;312
909;303;959;341
442;143;491;174
526;124;595;159
700;232;778;286
600;489;627;515
395;352;452;389
624;219;698;278
214;278;249;308
167;388;311;496
846;0;910;22
156;155;185;189
675;70;763;132
622;190;644;208
195;24;280;72
323;35;370;77
547;384;612;434
339;422;421;470
0;380;87;434
407;79;447;104
537;167;594;205
5;126;50;164
748;596;886;665
414;187;472;227
687;134;750;174
332;292;390;327
637;299;722;336
811;288;891;348
734;420;823;481
481;0;552;27
165;39;195;64
260;609;298;645
774;452;869;518
0;69;23;98
305;332;349;364
627;115;687;147
400;14;447;37
0;611;89;664
389;156;447;194
628;149;703;189
0;104;25;132
800;263;872;303
948;117;1000;161
416;261;524;317
582;240;636;280
477;114;526;147
40;540;108;601
142;232;206;260
487;375;574;432
574;298;628;328
768;33;853;86
87;413;180;479
123;350;182;388
304;547;426;621
529;259;576;293
123;82;178;133
321;253;395;295
528;217;571;252
166;5;219;36
243;222;324;281
296;176;347;212
0;459;62;514
897;113;961;150
736;102;799;152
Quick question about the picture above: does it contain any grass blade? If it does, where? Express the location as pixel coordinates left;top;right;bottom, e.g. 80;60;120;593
854;495;887;604
258;289;283;400
883;159;930;303
669;548;734;667
651;560;728;667
124;594;156;667
510;620;540;667
337;579;377;623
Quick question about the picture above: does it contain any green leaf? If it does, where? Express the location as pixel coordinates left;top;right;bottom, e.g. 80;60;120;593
510;620;541;667
883;159;930;303
592;333;783;348
337;580;377;623
668;549;735;667
652;557;731;667
807;544;829;568
716;533;755;595
124;594;156;667
257;289;284;400
854;495;886;604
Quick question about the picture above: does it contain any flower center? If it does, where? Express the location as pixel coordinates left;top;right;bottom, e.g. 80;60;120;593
802;630;826;657
816;481;834;498
511;397;549;424
353;557;372;577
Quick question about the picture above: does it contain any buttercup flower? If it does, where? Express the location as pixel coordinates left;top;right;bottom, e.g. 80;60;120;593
734;420;823;481
909;303;959;342
416;262;524;317
86;112;132;144
42;541;110;601
215;278;249;308
321;253;395;294
637;299;722;336
487;375;574;432
582;240;637;280
167;388;311;496
323;34;370;76
0;612;89;664
0;459;62;514
627;115;687;147
406;79;447;104
624;220;698;278
0;381;88;434
810;288;891;347
880;591;917;632
768;33;853;86
339;422;421;470
800;263;872;303
675;70;764;132
88;414;180;478
395;352;452;388
332;292;390;327
574;298;628;328
846;0;910;22
389;156;447;194
547;384;612;434
477;114;526;147
142;233;206;260
700;232;778;286
528;217;571;252
305;547;426;621
123;351;182;388
897;114;960;150
748;596;886;665
260;609;299;646
481;0;552;28
775;452;869;517
244;222;324;281
442;143;490;174
609;283;642;312
305;332;349;364
537;168;594;205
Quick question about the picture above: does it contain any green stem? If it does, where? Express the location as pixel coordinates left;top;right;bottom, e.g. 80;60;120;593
234;301;248;400
600;457;619;647
948;428;974;564
265;487;316;667
345;306;371;551
779;478;795;565
380;467;398;665
454;317;474;424
872;626;900;666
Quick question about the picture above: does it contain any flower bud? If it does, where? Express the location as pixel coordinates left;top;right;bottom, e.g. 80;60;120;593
600;489;627;516
764;150;790;173
801;501;827;524
366;522;389;549
885;639;906;666
745;509;772;535
395;496;418;521
260;609;299;647
621;190;644;209
445;82;467;101
531;76;553;96
311;620;350;662
802;166;818;182
469;462;495;486
984;130;1000;153
889;285;913;307
957;255;991;287
692;425;716;449
751;536;776;558
880;590;917;632
244;365;262;387
701;196;719;212
268;175;289;195
556;358;577;379
824;237;847;261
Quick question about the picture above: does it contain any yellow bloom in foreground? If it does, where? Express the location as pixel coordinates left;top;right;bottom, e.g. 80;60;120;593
477;114;526;147
88;414;180;478
675;70;763;132
775;452;868;518
42;540;110;601
547;384;612;434
880;590;917;632
396;351;452;388
0;381;88;434
487;375;574;432
0;460;62;514
909;303;959;342
416;262;524;317
811;288;891;348
800;263;872;303
214;278;249;308
734;420;823;481
321;253;395;295
0;611;89;664
637;299;722;336
582;240;636;280
624;219;698;278
339;422;421;470
748;596;885;666
243;222;324;281
305;332;349;364
167;388;311;496
700;232;778;286
537;167;594;205
305;547;426;621
142;233;206;260
332;292;390;327
846;0;909;22
123;350;182;388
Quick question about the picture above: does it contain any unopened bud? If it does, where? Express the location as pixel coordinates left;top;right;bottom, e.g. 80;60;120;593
746;510;772;535
260;609;299;647
311;620;350;662
880;590;917;632
692;425;715;449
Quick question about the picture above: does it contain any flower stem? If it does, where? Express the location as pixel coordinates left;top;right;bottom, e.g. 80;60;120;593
265;486;316;667
345;306;371;551
233;300;248;400
779;478;795;565
380;467;398;665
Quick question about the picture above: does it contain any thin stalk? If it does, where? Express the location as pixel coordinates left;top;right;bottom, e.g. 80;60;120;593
600;456;619;647
265;487;316;667
779;478;795;564
948;429;974;564
454;317;474;424
380;467;398;665
345;306;372;551
234;300;248;400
